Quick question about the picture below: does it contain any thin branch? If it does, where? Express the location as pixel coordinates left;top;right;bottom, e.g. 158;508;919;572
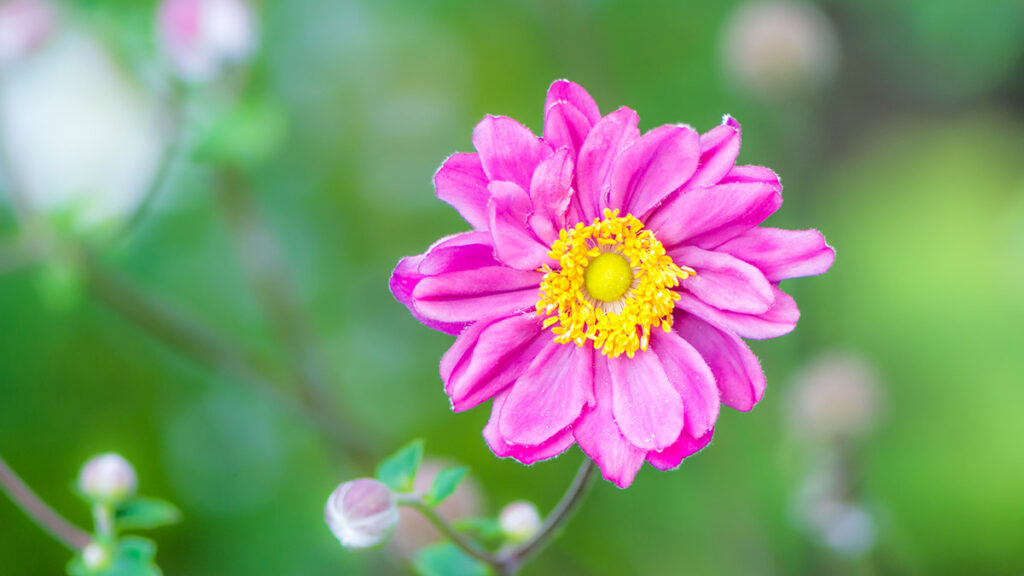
0;454;91;551
80;251;375;464
214;168;375;458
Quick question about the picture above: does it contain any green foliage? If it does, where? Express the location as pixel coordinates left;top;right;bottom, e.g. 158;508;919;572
452;517;504;543
375;440;424;493
412;543;491;576
115;498;181;531
424;466;468;507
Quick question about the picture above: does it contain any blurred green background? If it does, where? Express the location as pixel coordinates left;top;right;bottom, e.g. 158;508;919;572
2;0;1023;574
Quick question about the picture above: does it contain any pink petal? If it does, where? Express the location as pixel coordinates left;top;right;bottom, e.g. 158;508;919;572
607;124;701;218
674;312;766;412
573;355;647;488
544;79;601;124
650;329;719;438
717;227;835;282
472;115;551;191
528;147;575;244
390;232;498;335
498;341;594;446
411;266;542;325
673;246;775;314
434;153;490;231
576;107;641;223
689;116;741;189
543;102;592;160
484;390;575;465
440;314;548;411
676;287;799;340
646;428;714;471
487;181;550;270
720;164;779;185
608;349;684;451
645;179;783;251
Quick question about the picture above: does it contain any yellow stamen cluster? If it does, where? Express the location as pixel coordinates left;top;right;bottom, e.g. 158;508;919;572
537;209;695;358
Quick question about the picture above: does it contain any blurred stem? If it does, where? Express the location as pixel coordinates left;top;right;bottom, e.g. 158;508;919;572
0;454;91;551
214;168;375;459
399;457;598;575
497;458;597;574
80;251;374;464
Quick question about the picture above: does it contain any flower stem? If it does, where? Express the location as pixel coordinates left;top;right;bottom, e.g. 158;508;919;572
400;498;500;569
399;456;598;575
0;454;91;551
498;457;597;574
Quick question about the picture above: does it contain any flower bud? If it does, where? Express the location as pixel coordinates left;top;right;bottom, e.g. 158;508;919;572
325;478;399;549
498;501;541;543
721;1;839;100
0;0;56;68
81;542;110;570
788;350;883;441
156;0;257;82
78;453;137;503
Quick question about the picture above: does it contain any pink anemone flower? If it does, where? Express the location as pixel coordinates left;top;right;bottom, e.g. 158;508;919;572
391;80;834;488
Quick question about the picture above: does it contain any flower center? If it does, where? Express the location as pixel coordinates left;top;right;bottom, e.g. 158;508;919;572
537;209;695;359
583;252;633;302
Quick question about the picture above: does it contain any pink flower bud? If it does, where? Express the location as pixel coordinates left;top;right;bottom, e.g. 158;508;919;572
156;0;257;82
78;453;137;503
498;501;541;542
788;350;883;441
0;0;56;67
325;478;399;549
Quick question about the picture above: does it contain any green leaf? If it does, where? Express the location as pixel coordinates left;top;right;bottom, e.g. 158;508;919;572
375;439;423;492
115;498;181;531
412;543;491;576
65;538;161;576
424;466;468;507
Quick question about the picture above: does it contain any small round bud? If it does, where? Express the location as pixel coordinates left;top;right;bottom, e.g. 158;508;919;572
156;0;257;82
788;351;883;441
325;478;399;549
498;501;542;543
78;453;137;503
82;542;110;570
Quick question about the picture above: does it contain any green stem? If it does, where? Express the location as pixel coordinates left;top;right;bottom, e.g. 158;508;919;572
400;499;501;569
498;458;597;574
0;454;91;550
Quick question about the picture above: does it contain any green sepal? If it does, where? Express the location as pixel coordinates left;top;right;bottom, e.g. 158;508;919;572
375;439;424;492
115;498;182;531
423;466;468;507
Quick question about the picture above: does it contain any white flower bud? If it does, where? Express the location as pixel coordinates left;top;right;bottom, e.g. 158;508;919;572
0;0;56;68
721;1;839;100
78;453;137;503
498;501;542;543
82;542;110;570
157;0;257;82
325;478;399;549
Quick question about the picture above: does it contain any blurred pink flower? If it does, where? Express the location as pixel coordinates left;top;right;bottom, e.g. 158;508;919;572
156;0;256;82
0;0;55;67
392;80;834;488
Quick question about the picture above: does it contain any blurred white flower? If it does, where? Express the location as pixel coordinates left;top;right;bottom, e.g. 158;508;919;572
78;453;137;503
793;457;877;557
325;478;399;549
721;1;839;100
0;0;55;67
788;350;883;441
390;459;483;558
0;28;167;231
157;0;257;82
498;501;542;543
